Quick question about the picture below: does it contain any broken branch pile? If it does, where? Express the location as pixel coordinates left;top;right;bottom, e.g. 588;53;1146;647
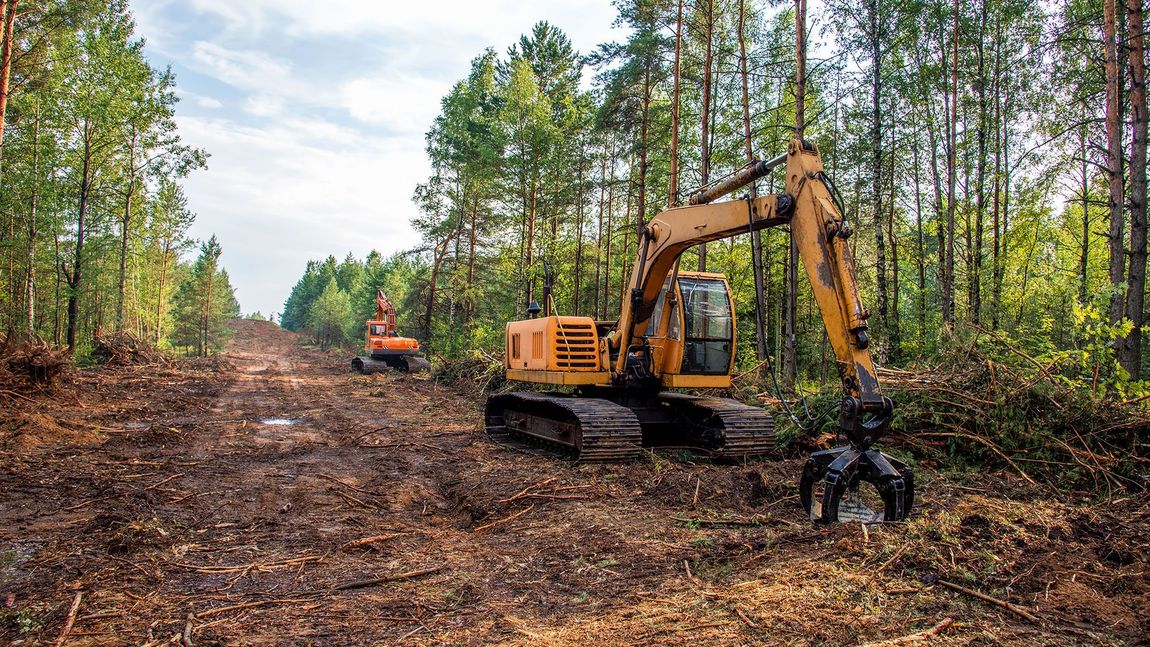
434;349;504;394
880;332;1149;492
91;331;169;367
1;336;71;388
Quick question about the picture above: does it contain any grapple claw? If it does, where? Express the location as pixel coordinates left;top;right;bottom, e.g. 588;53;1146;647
800;446;914;524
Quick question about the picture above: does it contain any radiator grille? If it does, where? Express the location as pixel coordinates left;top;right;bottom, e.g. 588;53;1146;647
554;321;598;369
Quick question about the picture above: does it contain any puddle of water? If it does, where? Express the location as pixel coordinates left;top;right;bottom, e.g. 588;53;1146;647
260;418;299;426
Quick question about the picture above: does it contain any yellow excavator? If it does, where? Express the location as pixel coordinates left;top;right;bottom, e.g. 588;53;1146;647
485;139;913;523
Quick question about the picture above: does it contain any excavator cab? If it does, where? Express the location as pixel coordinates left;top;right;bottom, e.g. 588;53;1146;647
678;275;734;375
644;271;737;386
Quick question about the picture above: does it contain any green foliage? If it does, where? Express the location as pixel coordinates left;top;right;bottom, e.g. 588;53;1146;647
169;236;240;356
307;279;353;350
0;0;220;355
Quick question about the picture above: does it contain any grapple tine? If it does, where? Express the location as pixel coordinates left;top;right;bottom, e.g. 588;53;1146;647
801;446;914;524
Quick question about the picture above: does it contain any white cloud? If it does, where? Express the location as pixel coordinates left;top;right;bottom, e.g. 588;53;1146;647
177;113;427;317
138;0;622;316
190;41;294;92
339;76;449;133
242;94;283;117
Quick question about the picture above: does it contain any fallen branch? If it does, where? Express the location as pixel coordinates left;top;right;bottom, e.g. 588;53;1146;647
495;478;557;504
339;533;405;551
194;598;315;619
682;560;703;587
859;617;954;646
181;613;194;647
936;579;1040;623
53;591;83;647
671;515;768;527
733;607;759;628
877;544;909;572
141;473;185;491
473;504;535;533
333;489;378;510
316;473;377;495
0;388;39;403
333;566;443;591
171;555;321;574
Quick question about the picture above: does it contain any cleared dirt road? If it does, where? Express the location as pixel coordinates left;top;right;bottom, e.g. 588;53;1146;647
1;320;1146;645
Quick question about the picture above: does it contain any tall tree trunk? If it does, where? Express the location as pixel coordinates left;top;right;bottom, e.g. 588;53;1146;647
574;152;586;315
795;0;807;139
741;0;767;360
1123;0;1148;377
155;242;170;346
117;130;139;332
942;0;959;327
466;193;479;323
912;119;927;337
1104;0;1127;325
595;146;607;319
201;264;214;355
66;125;94;352
0;0;18;154
24;99;39;336
698;0;715;271
972;1;989;325
1079;123;1090;306
887;109;901;363
603;142;617;318
669;0;683;209
423;232;455;348
992;17;1003;328
869;0;889;358
526;174;537;307
638;65;651;236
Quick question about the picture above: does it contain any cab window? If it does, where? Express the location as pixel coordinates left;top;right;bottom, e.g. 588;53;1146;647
678;277;733;374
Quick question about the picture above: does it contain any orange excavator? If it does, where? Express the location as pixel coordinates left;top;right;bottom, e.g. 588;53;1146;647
351;289;431;373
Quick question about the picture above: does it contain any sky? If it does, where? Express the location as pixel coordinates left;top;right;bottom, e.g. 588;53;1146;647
133;0;624;319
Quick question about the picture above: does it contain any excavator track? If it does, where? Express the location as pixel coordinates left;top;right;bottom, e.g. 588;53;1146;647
485;392;644;462
352;354;430;373
658;393;775;459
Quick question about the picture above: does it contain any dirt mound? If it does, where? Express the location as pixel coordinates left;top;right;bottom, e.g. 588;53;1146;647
1;411;99;453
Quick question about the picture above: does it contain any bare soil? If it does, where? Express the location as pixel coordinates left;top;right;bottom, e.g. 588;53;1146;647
1;319;1147;645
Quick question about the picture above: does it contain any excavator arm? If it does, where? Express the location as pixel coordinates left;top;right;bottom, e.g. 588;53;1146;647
375;289;399;335
613;138;911;523
615;140;888;444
